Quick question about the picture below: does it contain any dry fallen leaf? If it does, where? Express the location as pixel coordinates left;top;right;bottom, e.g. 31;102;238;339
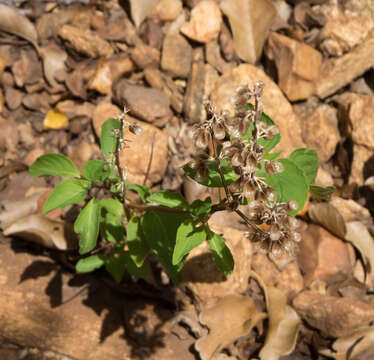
195;294;266;360
259;287;301;360
308;201;346;239
39;44;67;88
345;221;374;288
3;214;77;250
319;326;374;360
43;109;69;130
0;4;39;51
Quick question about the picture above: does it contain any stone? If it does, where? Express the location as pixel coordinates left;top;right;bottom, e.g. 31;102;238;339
220;0;276;64
92;102;121;138
12;50;43;87
315;167;334;187
0;88;4;113
59;25;114;58
87;60;112;95
219;22;235;61
266;32;322;101
316;30;374;98
330;197;372;227
293;291;374;337
131;43;160;70
294;101;339;163
181;0;222;43
184;51;219;124
349;144;373;186
119;121;168;185
298;224;353;287
251;252;303;301
316;1;374;56
161;33;192;78
22;93;50;113
210;64;305;156
4;87;22;110
114;81;173;126
56;101;94;121
109;55;135;82
152;0;183;21
182;221;252;309
205;40;234;74
129;0;157;28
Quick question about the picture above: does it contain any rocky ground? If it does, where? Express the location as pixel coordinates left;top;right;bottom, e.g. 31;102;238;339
0;0;374;359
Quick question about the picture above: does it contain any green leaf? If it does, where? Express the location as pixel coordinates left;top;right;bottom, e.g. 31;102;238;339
29;153;80;178
100;211;124;243
289;148;319;185
82;160;109;182
141;211;191;284
173;220;207;265
74;197;100;254
263;151;281;161
76;255;105;273
127;215;150;267
128;183;151;203
189;197;212;217
100;118;120;160
259;158;309;214
104;247;127;283
241;105;281;153
42;179;90;215
208;231;234;275
100;198;125;218
147;190;188;210
310;184;335;201
183;158;239;187
124;251;149;280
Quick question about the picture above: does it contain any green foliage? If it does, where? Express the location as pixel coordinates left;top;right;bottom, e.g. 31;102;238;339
183;158;238;187
29;153;80;178
43;179;90;215
29;95;333;286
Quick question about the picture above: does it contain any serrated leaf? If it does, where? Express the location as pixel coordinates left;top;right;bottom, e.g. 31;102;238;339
183;158;239;188
173;220;207;265
82;160;109;182
100;118;120;160
128;183;151;203
76;255;105;273
127;215;150;267
208;231;234;275
309;184;335;201
141;210;191;284
289;148;319;185
189;198;212;217
259;158;309;215
148;190;188;210
74;197;100;254
29;153;80;178
42;179;90;215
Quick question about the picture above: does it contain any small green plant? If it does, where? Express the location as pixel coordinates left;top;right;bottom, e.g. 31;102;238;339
29;83;334;284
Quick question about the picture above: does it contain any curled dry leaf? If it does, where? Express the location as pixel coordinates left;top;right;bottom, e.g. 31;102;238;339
259;287;301;360
3;214;77;250
0;4;39;51
195;294;266;360
308;201;346;239
345;221;374;288
0;190;45;229
319;326;374;360
39;45;67;88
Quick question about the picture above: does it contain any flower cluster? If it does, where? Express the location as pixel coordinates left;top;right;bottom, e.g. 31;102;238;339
189;82;302;256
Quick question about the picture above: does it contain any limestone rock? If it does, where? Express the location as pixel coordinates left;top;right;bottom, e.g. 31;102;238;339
349;144;373;186
220;0;276;64
294;101;339;163
59;25;114;58
152;0;183;21
114;81;173;126
316;1;374;56
119;121;168;185
87;60;112;95
182;221;252;309
184;51;219;124
161;33;192;78
298;224;353;287
293;290;374;337
210;64;305;156
129;0;157;28
181;0;222;43
266;32;322;101
316;30;374;98
205;40;234;74
131;43;160;69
